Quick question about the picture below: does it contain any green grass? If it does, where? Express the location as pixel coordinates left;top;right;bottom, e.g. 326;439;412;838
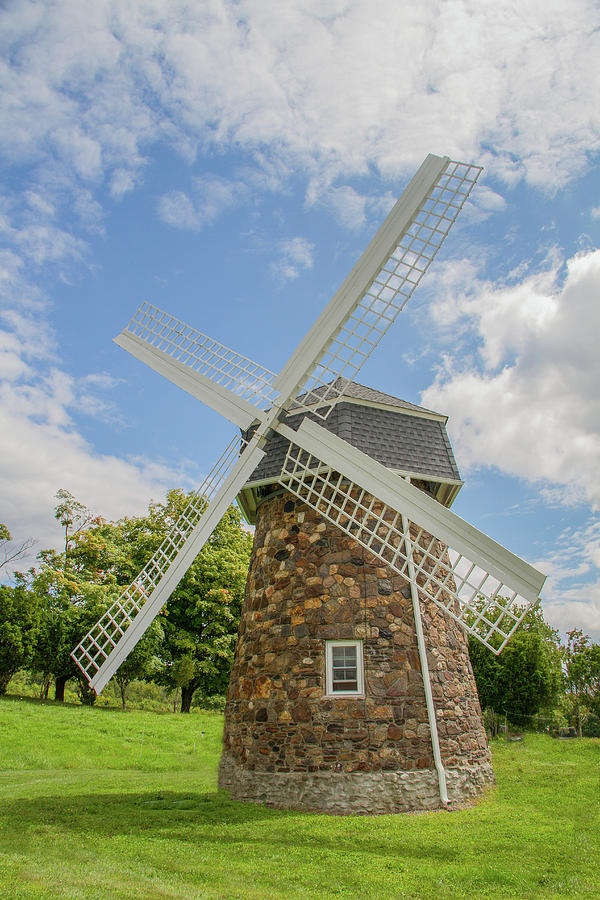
0;696;598;899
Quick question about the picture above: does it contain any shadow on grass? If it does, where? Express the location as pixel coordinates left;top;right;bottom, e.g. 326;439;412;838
2;693;84;710
0;788;459;862
2;693;206;716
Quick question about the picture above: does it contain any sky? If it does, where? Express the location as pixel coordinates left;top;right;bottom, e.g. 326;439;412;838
1;0;599;642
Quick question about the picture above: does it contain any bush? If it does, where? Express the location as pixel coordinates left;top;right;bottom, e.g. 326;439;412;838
582;713;600;738
193;693;226;712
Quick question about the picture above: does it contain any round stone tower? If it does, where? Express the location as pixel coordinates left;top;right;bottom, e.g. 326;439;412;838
219;383;494;814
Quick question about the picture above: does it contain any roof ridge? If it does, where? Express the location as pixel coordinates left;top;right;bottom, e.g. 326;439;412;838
292;377;442;418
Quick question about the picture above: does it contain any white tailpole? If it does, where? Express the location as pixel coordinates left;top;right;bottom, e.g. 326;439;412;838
402;509;449;807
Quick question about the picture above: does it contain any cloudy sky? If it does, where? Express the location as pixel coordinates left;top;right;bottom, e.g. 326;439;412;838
1;0;599;640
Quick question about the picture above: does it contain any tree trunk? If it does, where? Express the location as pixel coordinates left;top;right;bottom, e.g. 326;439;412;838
181;683;195;713
54;675;68;702
40;673;51;700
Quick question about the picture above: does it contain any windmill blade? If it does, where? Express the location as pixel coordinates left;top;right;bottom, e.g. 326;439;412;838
71;435;265;694
276;418;545;654
115;302;279;429
273;155;482;422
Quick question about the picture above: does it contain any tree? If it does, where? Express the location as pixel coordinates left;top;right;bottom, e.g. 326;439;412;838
18;487;251;709
469;610;558;732
24;563;113;704
0;523;35;573
0;585;40;694
114;620;163;709
161;587;241;712
584;645;600;718
70;489;252;711
22;491;114;702
519;603;563;705
564;630;600;736
155;501;253;712
53;489;101;570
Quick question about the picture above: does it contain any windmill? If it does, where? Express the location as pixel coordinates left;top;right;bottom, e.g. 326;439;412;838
72;154;546;814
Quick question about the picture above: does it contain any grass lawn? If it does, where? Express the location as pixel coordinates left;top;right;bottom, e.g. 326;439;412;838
0;696;598;899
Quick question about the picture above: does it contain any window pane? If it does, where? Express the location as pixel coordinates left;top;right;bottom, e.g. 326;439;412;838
331;644;358;692
332;646;357;665
332;679;358;691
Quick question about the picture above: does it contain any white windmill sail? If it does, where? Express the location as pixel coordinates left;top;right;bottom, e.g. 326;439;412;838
277;418;545;654
273;155;483;421
114;303;278;429
72;435;265;693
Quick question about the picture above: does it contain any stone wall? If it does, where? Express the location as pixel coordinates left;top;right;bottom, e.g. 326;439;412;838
219;490;493;813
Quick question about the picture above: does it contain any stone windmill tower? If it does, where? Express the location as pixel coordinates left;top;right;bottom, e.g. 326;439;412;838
222;383;492;813
72;154;546;815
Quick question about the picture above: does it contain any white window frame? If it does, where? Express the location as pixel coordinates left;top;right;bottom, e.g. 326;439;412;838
325;640;364;698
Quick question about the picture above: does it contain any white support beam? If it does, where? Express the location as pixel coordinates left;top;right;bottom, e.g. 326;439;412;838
115;331;263;430
403;508;449;806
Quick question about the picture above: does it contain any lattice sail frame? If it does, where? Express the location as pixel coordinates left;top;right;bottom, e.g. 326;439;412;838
123;302;280;412
278;433;538;654
72;434;263;690
289;160;482;421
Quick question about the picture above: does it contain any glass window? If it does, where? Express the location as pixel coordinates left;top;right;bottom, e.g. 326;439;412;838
325;640;364;696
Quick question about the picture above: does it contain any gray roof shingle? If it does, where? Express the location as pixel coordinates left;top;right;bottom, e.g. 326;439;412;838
244;381;461;487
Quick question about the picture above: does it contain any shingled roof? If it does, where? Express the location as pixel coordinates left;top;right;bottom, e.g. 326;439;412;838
237;381;463;522
288;377;441;417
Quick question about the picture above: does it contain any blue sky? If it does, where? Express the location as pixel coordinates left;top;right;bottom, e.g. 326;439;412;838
1;0;599;641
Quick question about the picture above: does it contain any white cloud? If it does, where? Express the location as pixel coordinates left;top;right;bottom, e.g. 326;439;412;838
461;184;507;225
83;372;122;390
157;175;248;230
310;184;368;229
0;327;197;574
535;519;600;641
422;249;600;509
109;168;138;198
270;236;315;282
157;190;200;230
591;206;600;221
1;0;598;201
14;223;87;266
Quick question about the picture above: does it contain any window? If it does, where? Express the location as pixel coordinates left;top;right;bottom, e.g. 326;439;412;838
325;640;364;697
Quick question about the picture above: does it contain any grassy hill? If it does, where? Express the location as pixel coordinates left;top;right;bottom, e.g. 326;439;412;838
0;696;598;899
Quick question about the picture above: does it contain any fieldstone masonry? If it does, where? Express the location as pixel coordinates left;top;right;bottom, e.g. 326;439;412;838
219;489;494;814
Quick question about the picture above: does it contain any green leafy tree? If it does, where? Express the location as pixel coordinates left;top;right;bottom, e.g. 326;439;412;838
28;491;160;703
154;499;252;712
20;488;251;709
114;619;163;709
96;489;251;712
469;606;558;732
25;563;112;704
80;489;252;711
0;585;40;694
22;492;115;702
564;629;600;736
161;586;241;712
519;604;564;705
53;489;100;570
